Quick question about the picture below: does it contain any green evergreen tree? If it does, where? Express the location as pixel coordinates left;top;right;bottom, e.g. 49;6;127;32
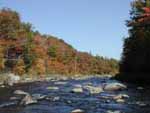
120;0;150;77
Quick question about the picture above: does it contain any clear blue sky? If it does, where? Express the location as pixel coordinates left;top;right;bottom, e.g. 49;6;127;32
0;0;133;59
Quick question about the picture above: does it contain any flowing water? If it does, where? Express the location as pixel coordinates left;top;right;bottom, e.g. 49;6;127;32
0;77;150;113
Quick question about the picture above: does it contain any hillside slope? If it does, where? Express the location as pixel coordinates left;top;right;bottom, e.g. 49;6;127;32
0;8;118;76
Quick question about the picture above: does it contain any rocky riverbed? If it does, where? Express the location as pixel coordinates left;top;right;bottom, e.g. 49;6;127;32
0;76;150;113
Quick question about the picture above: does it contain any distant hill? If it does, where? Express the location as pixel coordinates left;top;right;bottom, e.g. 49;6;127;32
0;8;118;76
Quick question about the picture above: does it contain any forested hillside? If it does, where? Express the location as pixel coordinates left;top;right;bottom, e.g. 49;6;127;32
0;8;118;76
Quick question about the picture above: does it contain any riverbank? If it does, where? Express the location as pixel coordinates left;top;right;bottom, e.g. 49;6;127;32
0;73;114;87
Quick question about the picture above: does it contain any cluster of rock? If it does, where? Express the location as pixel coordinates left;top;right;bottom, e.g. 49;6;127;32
0;89;85;113
0;73;148;113
0;80;147;113
69;82;129;105
71;82;127;94
13;90;46;105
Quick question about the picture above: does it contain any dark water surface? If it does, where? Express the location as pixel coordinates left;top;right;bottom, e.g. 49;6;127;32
0;77;150;113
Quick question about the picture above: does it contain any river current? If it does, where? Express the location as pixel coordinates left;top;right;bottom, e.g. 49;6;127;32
0;76;150;113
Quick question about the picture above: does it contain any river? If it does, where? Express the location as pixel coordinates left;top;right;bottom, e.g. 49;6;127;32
0;76;150;113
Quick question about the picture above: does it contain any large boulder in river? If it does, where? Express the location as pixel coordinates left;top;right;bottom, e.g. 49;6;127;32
20;94;37;105
104;83;127;91
14;90;39;105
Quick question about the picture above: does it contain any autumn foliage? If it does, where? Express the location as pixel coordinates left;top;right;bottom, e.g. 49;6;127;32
13;59;25;76
0;8;118;76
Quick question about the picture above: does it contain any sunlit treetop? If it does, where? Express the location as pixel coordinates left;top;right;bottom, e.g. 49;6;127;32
128;0;150;26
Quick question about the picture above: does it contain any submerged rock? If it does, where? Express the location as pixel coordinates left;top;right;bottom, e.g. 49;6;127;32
46;86;59;90
83;85;103;94
54;81;67;85
0;101;18;108
53;96;60;101
137;87;144;90
71;109;85;113
85;82;93;86
113;94;129;100
104;83;127;91
73;84;82;88
66;100;72;104
20;94;37;105
46;96;60;102
32;94;46;100
10;96;21;100
116;99;125;103
136;101;147;107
